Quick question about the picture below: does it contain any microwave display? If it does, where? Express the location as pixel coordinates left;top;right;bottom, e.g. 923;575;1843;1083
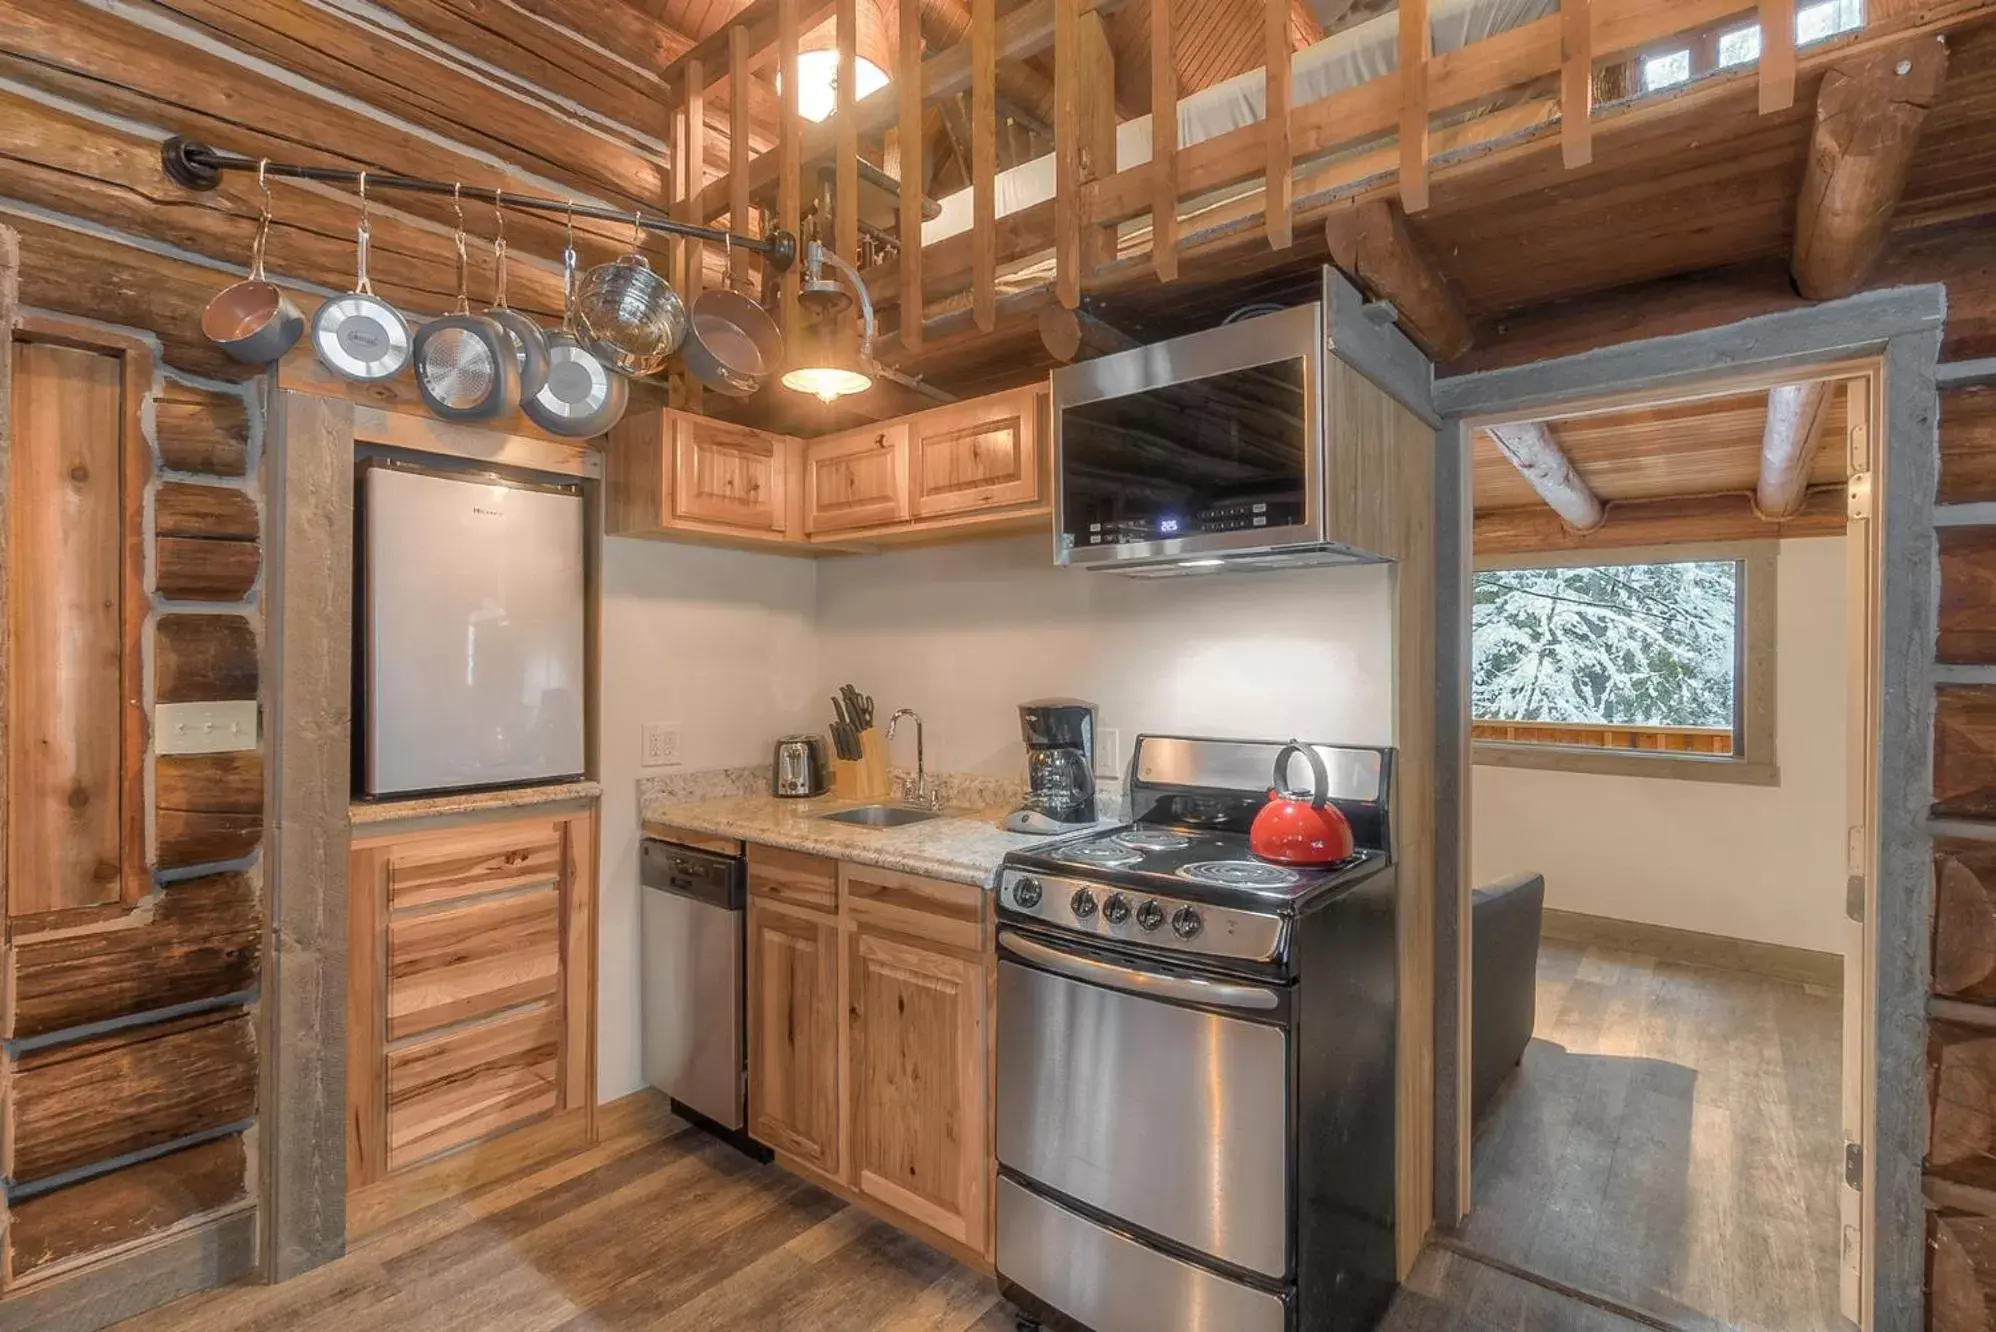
1058;357;1309;553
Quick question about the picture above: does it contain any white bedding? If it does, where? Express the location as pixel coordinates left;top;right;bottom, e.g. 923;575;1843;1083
921;0;1556;246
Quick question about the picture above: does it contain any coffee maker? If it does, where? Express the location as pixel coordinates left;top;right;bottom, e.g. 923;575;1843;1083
1002;699;1098;834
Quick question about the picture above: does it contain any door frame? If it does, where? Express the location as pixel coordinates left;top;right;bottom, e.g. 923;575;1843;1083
1428;284;1945;1332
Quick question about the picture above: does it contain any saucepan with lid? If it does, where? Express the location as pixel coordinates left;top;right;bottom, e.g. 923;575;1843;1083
201;159;305;365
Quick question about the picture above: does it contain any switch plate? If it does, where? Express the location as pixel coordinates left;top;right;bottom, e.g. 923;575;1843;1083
157;701;259;755
1095;727;1122;779
641;722;681;768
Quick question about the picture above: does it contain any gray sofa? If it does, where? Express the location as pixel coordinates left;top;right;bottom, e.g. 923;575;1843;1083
1471;872;1545;1124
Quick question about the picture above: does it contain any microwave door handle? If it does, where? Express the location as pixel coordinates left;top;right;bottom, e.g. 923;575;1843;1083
997;930;1280;1012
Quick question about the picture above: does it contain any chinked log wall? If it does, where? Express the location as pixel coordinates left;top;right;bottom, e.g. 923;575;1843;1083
1923;375;1996;1330
0;253;268;1324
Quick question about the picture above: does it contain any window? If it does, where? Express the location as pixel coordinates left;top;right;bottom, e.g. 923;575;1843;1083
1797;0;1864;44
1472;545;1777;784
1717;24;1763;67
1642;49;1692;91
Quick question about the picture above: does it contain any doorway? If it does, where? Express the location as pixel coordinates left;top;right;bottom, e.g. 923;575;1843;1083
1429;289;1944;1332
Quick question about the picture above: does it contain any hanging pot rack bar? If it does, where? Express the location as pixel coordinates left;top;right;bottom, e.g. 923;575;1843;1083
161;136;799;271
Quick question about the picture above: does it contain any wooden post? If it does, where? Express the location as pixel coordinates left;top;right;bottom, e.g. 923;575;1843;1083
1151;0;1178;280
836;0;859;266
1560;0;1592;168
1759;0;1796;113
1054;0;1082;308
1485;421;1606;531
1399;0;1430;212
1264;0;1292;248
683;60;707;409
972;0;997;331
778;0;802;340
899;0;925;350
730;26;755;290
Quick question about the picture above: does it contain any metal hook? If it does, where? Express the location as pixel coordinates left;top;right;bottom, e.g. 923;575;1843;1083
631;209;644;252
562;202;579;330
250;157;273;282
354;170;374;296
451;182;470;314
491;187;509;310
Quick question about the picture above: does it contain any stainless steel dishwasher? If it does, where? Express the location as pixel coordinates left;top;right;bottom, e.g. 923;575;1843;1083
640;837;758;1146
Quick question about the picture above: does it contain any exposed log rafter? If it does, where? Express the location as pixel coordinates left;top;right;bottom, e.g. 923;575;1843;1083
1322;200;1474;360
1754;380;1836;519
1484;420;1606;532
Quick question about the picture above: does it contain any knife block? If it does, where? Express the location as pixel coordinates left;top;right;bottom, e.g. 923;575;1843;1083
834;728;892;802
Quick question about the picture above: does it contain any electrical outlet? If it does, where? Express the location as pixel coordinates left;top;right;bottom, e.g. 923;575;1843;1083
641;722;681;768
1095;727;1122;779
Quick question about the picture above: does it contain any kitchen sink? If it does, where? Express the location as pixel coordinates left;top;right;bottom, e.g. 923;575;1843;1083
819;804;942;829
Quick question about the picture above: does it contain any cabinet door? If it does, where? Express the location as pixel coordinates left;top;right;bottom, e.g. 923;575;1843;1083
672;414;788;534
909;389;1044;519
847;924;989;1254
747;899;842;1173
803;424;910;534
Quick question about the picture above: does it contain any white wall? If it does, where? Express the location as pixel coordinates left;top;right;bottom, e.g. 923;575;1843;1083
1470;537;1849;956
814;536;1399;778
596;538;819;1100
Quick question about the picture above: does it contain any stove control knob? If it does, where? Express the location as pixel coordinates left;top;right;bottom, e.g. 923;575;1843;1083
1103;893;1132;925
1070;887;1098;920
1013;876;1043;909
1171;906;1204;940
1136;899;1166;931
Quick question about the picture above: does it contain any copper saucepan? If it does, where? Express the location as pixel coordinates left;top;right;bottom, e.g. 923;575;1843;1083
201;159;305;365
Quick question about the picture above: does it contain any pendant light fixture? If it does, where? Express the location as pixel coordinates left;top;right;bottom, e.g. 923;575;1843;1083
780;240;877;404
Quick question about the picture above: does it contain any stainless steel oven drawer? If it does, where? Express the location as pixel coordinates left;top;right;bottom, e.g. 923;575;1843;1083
995;952;1289;1278
998;1177;1288;1332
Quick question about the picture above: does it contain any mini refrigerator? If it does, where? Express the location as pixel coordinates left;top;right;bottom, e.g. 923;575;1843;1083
356;460;586;798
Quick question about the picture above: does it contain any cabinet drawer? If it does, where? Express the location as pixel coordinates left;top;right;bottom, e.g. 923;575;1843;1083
386;887;561;1040
748;844;838;913
841;864;984;953
386;1003;561;1171
386;824;563;912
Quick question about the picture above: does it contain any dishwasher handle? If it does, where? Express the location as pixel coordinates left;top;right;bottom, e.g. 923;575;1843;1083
997;930;1280;1012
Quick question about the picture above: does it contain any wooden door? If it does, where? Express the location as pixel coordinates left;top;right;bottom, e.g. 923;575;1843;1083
672;413;788;534
908;389;1044;519
747;899;842;1172
803;424;910;534
846;922;989;1254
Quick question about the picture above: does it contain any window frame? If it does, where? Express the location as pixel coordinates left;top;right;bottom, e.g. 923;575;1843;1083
1470;540;1779;786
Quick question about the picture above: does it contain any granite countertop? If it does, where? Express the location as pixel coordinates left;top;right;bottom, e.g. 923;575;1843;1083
641;790;1112;888
352;779;603;826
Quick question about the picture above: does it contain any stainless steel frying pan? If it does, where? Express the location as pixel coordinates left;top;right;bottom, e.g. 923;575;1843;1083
311;173;411;382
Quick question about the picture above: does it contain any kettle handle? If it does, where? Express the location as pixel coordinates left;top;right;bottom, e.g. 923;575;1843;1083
1273;742;1330;808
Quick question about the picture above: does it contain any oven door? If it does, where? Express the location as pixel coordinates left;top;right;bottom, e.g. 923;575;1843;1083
995;929;1291;1280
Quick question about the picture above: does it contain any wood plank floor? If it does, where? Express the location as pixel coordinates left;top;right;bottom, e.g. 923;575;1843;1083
112;1088;1654;1332
1458;937;1844;1332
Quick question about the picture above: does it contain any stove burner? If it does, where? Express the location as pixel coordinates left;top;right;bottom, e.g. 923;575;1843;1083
1177;860;1303;890
1115;828;1192;852
1061;839;1143;868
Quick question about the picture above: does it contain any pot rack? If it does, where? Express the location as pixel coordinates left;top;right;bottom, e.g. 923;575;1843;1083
161;136;799;271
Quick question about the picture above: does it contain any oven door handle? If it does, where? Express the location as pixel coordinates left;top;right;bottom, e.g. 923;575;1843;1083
997;930;1281;1012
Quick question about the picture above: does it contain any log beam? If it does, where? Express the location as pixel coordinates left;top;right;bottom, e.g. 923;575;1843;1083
1484;421;1604;532
1037;304;1140;361
1792;36;1948;300
1323;201;1474;360
1754;380;1835;519
1474;485;1845;556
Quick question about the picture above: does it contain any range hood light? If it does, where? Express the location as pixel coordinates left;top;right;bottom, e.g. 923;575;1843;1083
1177;558;1227;568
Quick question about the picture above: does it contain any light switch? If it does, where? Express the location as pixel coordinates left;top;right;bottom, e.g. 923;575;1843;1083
1096;727;1122;779
156;701;260;755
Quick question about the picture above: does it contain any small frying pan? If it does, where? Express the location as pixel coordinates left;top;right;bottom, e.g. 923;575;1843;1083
523;209;627;438
311;172;411;382
413;185;519;423
201;159;304;365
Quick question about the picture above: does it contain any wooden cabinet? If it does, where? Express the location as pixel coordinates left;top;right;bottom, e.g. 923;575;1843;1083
346;807;597;1232
606;407;798;543
907;387;1046;520
803;423;911;534
745;848;994;1265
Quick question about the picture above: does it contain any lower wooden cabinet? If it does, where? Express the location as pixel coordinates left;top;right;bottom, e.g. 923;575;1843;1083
346;805;598;1235
746;849;994;1264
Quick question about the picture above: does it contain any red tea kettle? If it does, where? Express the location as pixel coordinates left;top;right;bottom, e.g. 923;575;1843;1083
1250;742;1355;866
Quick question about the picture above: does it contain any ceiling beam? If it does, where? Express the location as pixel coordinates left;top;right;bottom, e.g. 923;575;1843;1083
1484;421;1605;532
1322;200;1473;359
1037;303;1139;361
1755;380;1836;520
1475;486;1845;557
1792;36;1948;300
916;0;1057;131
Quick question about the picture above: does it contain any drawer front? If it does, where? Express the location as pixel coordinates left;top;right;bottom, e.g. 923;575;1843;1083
386;824;563;912
386;1003;561;1171
386;887;561;1040
747;844;838;913
841;864;983;952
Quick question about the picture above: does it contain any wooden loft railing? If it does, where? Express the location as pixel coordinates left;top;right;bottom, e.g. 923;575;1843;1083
659;0;1994;359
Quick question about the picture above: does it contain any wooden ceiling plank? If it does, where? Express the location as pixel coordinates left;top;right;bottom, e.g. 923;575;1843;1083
1265;0;1293;247
1759;0;1796;113
1793;35;1950;299
1561;0;1593;168
1485;420;1607;530
1322;200;1473;359
1152;0;1179;280
1399;0;1431;212
1755;379;1836;518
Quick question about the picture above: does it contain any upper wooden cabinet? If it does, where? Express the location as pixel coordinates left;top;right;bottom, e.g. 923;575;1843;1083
803;424;911;534
908;389;1045;520
607;386;1048;551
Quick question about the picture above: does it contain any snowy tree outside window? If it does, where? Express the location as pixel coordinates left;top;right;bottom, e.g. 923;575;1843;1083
1472;560;1741;747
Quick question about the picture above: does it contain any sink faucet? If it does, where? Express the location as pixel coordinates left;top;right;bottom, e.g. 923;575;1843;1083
887;708;941;810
